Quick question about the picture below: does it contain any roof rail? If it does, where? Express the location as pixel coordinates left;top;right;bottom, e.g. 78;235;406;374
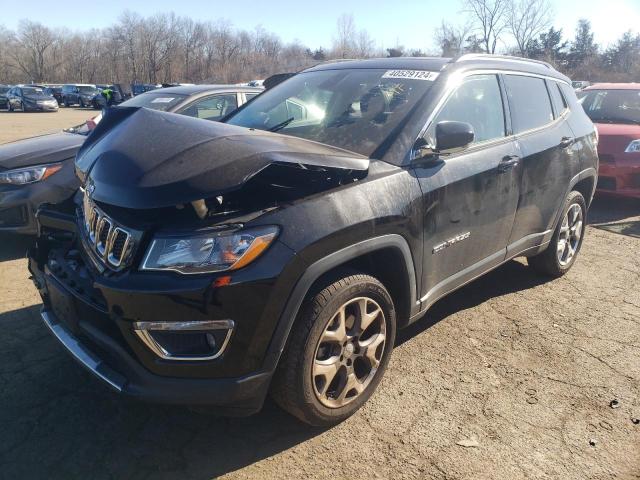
455;53;553;70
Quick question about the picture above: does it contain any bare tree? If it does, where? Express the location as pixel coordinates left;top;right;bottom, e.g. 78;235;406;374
9;20;57;82
356;30;375;58
333;14;356;58
507;0;552;56
434;21;474;57
462;0;509;53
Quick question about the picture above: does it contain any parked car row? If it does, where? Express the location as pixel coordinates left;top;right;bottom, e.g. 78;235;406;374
0;82;175;112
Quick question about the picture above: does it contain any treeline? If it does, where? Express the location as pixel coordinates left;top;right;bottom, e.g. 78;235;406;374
0;13;318;85
434;0;640;82
0;3;638;85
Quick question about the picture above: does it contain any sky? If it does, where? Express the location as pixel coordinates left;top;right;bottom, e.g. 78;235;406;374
2;0;639;51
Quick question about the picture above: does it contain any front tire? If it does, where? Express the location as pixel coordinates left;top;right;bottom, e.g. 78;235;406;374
271;273;396;426
528;190;586;277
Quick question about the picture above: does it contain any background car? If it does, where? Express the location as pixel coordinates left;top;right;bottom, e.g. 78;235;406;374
0;85;9;109
44;85;64;105
118;84;263;120
91;84;127;109
131;83;161;96
61;84;99;107
0;84;263;234
581;83;640;198
6;86;58;112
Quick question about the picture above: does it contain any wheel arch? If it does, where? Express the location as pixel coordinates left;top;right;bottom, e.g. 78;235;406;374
263;234;418;372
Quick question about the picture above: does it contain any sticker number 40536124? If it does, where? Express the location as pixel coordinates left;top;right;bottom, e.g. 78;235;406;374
381;70;439;81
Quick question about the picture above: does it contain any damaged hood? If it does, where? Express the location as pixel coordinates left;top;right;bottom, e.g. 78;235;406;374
0;132;85;171
76;107;369;209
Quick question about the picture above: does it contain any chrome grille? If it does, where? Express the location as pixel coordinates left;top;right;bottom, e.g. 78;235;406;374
81;191;135;270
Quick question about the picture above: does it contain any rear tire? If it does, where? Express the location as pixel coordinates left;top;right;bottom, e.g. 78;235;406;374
271;273;396;426
528;190;586;277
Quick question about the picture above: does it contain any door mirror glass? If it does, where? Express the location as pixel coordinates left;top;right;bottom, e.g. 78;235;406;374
435;121;475;154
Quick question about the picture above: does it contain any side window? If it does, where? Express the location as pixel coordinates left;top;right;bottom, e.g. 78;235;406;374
427;74;505;145
180;94;239;121
547;81;568;118
245;93;259;101
504;75;554;133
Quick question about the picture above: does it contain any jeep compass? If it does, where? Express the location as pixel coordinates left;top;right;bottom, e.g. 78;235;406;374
28;55;598;426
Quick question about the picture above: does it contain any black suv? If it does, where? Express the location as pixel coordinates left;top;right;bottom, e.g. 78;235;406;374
28;56;598;426
62;84;99;107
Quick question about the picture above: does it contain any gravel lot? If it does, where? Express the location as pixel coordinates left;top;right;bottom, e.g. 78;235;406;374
0;109;639;480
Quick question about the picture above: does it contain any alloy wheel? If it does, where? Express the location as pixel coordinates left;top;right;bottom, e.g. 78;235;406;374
312;296;386;408
557;203;583;266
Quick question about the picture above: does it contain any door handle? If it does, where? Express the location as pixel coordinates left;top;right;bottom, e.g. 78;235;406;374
560;136;574;148
498;155;520;172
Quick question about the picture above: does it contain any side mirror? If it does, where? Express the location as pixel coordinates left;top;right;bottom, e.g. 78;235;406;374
435;121;475;154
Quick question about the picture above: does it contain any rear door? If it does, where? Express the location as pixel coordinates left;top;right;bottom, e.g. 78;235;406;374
414;73;521;306
503;74;576;255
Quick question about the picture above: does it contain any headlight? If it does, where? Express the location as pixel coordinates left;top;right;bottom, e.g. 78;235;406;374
624;139;640;153
0;163;63;185
141;226;278;274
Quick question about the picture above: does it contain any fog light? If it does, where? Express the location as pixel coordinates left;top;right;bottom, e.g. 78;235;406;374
132;320;234;361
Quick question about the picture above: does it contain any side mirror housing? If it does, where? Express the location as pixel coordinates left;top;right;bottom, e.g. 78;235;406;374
435;121;475;154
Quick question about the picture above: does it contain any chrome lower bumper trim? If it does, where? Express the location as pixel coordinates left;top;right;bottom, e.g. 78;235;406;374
132;320;234;361
41;310;126;392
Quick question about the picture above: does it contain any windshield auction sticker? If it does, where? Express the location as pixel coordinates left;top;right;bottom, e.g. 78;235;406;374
150;97;176;103
382;70;439;81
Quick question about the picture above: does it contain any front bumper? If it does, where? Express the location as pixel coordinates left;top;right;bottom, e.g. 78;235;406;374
597;154;640;198
24;102;58;112
39;308;272;412
28;212;301;412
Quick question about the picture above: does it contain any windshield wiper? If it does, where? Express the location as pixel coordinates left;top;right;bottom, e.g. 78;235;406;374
268;117;295;132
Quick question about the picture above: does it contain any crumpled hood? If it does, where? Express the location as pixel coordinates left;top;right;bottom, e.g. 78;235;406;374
77;107;369;209
0;132;85;171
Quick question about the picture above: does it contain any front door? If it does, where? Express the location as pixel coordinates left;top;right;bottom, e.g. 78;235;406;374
413;74;521;308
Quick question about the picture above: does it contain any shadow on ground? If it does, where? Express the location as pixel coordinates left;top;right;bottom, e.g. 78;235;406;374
0;259;552;479
398;259;549;345
588;195;640;224
0;234;34;262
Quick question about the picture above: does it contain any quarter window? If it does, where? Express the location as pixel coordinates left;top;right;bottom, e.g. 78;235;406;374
427;74;506;145
548;81;568;118
504;75;554;133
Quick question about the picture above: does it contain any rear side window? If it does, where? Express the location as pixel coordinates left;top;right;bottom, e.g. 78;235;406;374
427;74;505;144
504;75;554;133
548;81;568;118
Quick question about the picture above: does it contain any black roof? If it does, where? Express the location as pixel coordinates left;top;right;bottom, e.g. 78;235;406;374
152;84;264;95
307;57;451;73
304;54;570;83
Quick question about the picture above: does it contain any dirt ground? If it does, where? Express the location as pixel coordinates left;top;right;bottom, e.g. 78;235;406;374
0;108;96;145
0;110;639;480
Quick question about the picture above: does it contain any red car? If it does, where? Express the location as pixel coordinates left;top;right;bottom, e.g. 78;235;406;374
581;83;640;198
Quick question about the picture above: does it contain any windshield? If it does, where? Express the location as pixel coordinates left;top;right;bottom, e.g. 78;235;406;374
22;87;45;96
225;68;437;157
119;92;188;111
581;89;640;125
0;87;8;94
78;86;98;94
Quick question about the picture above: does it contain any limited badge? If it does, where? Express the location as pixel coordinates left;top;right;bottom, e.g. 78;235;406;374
382;70;439;81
